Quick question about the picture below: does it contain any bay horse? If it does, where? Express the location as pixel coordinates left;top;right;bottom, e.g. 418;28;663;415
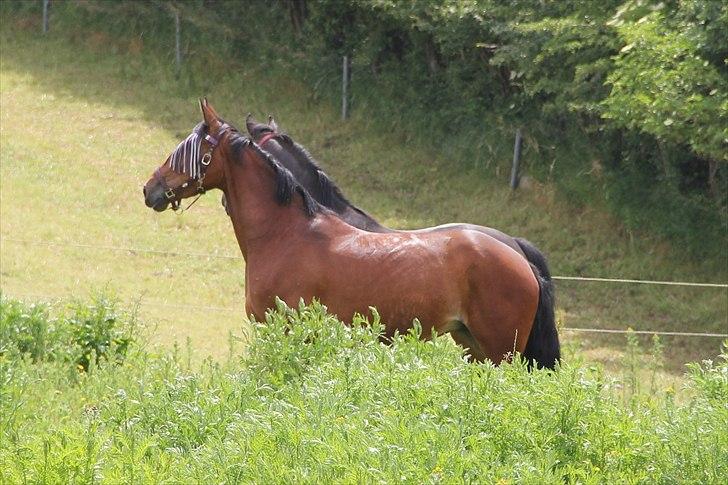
242;115;558;366
243;114;552;283
143;100;559;369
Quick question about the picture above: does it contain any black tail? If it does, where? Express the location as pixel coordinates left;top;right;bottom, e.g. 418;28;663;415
516;238;560;370
515;237;551;281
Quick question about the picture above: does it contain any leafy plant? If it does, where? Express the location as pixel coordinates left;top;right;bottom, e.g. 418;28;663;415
2;299;727;483
65;294;136;371
602;4;727;172
0;297;60;362
0;294;137;371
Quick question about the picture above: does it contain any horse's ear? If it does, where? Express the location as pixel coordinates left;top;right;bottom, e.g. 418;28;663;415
268;115;279;132
199;97;220;129
245;113;256;135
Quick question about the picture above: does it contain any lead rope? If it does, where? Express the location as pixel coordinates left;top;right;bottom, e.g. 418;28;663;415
174;192;204;213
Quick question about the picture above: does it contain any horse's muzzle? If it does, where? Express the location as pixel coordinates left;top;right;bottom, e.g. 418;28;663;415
143;185;169;212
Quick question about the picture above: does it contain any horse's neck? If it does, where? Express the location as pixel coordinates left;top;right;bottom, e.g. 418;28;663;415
222;145;306;259
268;139;391;233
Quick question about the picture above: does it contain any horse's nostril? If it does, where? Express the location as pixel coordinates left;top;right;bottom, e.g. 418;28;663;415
143;186;147;197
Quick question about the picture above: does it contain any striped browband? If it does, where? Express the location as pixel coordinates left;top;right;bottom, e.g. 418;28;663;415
169;122;229;178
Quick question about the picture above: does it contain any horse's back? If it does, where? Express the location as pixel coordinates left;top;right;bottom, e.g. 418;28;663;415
414;222;524;257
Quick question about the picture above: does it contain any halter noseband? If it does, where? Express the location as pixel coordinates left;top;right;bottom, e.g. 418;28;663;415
155;123;229;211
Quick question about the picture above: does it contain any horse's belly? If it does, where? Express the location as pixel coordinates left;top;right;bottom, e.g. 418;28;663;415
314;259;457;334
248;241;458;332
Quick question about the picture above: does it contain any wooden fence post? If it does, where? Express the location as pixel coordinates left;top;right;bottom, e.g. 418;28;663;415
42;0;49;34
342;55;351;120
510;128;523;190
174;8;182;77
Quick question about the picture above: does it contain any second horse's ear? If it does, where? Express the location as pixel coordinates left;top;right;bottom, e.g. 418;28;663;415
268;115;279;132
246;113;256;135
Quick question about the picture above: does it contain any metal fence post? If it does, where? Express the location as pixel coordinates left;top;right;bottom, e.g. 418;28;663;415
174;9;182;77
510;128;523;190
42;0;49;34
342;55;350;120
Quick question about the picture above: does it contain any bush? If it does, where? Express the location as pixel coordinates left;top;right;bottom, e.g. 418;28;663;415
602;3;727;181
0;294;137;370
0;298;60;362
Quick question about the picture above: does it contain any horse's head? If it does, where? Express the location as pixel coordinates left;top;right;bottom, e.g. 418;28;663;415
244;114;321;191
143;98;229;211
246;114;279;139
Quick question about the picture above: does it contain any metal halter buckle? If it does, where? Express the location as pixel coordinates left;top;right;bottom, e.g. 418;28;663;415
201;152;212;166
164;187;175;200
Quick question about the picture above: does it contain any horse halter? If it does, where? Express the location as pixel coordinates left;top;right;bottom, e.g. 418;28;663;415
155;122;229;211
256;130;279;148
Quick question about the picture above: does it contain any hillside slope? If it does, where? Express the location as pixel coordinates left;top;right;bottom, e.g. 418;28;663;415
0;20;725;370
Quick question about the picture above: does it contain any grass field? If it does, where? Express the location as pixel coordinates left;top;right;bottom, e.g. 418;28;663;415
1;19;726;373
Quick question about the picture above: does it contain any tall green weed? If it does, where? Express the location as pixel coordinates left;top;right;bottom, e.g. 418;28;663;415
2;299;726;483
0;294;137;371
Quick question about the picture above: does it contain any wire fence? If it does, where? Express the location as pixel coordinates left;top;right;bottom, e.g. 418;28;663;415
7;291;245;315
5;291;727;339
3;237;727;289
2;237;727;338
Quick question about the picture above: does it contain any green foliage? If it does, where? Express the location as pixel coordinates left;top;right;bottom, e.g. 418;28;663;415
3;0;724;255
0;294;137;371
488;1;621;117
687;342;728;405
603;3;728;163
1;299;727;483
65;295;136;371
244;298;386;387
0;298;59;362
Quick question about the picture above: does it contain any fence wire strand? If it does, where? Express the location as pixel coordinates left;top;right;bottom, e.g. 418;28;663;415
552;275;727;288
3;237;726;288
3;236;727;338
1;237;240;260
6;292;245;315
561;327;727;338
4;292;726;338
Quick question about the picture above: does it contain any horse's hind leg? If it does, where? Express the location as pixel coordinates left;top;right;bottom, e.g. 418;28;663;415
462;295;536;365
449;324;488;362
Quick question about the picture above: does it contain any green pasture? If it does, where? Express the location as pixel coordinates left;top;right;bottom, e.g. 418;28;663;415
0;20;726;372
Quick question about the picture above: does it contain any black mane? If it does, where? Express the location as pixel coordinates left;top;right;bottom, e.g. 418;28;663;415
228;129;321;217
276;133;356;210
